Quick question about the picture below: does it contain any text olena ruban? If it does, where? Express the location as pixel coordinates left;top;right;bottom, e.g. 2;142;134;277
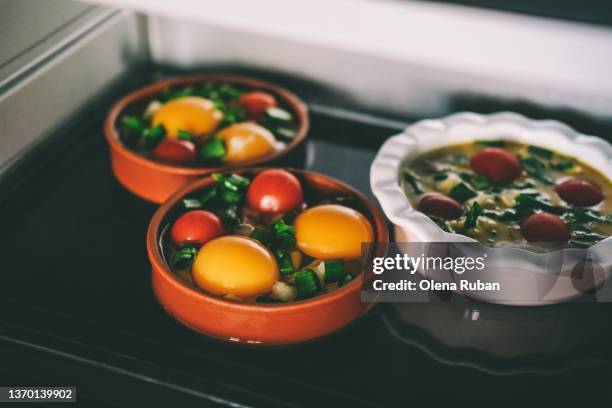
372;254;486;275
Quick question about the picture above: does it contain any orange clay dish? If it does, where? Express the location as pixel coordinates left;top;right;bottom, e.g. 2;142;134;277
147;168;389;344
105;76;309;203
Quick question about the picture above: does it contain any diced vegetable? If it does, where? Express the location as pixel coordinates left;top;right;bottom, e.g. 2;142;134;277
182;199;202;209
294;269;321;297
171;246;199;269
265;107;293;123
275;250;294;275
275;127;296;142
200;138;226;161
270;281;297;302
323;260;345;283
177;129;194;140
272;219;296;249
250;227;273;246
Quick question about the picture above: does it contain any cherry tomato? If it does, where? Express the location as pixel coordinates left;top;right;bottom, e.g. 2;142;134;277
154;139;196;164
246;169;303;215
171;210;224;246
238;92;277;119
470;147;522;184
555;178;603;207
521;213;570;242
418;192;463;220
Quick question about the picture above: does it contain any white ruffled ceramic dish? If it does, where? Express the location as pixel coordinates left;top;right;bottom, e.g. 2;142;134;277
370;112;612;305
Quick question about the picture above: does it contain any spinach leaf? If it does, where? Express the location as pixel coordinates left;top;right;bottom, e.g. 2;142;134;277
520;156;553;184
403;170;423;194
464;202;483;230
475;140;506;147
527;145;553;159
449;182;477;202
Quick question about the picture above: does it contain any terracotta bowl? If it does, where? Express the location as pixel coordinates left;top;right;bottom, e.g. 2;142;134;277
146;168;389;345
105;75;309;204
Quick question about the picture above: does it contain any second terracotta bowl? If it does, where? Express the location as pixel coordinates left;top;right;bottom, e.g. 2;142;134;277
146;168;389;345
105;75;309;204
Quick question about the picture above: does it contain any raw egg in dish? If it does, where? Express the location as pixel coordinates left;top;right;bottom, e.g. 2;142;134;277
217;123;276;164
165;172;374;303
152;96;222;138
192;235;279;297
295;204;373;260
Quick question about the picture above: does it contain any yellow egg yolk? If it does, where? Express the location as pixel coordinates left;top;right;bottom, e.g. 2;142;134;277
192;235;279;297
217;122;276;164
152;96;222;138
295;204;373;260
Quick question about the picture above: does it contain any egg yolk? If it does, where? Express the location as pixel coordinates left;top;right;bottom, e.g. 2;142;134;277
152;96;222;138
217;123;276;164
295;204;373;260
192;235;279;297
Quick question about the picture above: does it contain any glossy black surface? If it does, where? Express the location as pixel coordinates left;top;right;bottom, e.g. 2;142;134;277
0;67;611;406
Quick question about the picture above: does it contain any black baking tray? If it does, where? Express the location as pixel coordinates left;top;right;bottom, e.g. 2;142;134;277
0;66;611;407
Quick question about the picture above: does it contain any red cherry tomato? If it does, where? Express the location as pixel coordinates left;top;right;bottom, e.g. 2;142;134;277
418;192;463;220
171;210;224;246
470;147;522;184
521;213;570;242
154;139;196;164
555;178;603;207
238;92;277;119
246;169;303;215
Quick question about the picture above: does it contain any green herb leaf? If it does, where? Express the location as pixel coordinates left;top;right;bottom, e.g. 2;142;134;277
221;205;241;231
551;158;574;171
520;156;553;184
294;269;321;297
449;182;477;202
171;246;198;269
460;172;490;191
515;193;565;215
142;125;165;148
275;250;294;275
199;188;218;206
403;169;423;194
273;219;296;249
177;129;194;140
464;202;483;230
200;138;226;161
121;115;145;133
528;145;553;159
323;260;345;283
568;230;607;248
433;172;448;182
250;227;273;246
475;140;506;147
450;155;469;166
221;105;246;126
